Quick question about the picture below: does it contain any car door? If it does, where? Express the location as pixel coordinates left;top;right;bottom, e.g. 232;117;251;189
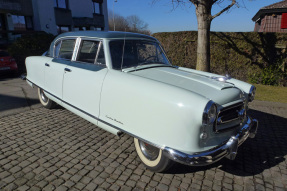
45;38;76;100
62;38;108;120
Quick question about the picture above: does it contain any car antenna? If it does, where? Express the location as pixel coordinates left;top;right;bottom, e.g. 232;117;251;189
120;28;127;71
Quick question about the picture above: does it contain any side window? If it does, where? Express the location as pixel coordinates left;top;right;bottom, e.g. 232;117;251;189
96;44;106;65
58;39;76;60
77;40;99;63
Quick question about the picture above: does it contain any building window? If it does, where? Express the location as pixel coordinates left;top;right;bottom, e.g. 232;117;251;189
25;17;33;30
11;15;26;31
54;0;68;9
57;26;70;34
93;2;102;14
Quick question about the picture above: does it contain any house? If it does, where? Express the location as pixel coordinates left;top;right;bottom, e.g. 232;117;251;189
0;0;108;44
252;0;287;32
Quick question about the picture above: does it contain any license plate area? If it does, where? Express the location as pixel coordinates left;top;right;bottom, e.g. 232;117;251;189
0;67;10;71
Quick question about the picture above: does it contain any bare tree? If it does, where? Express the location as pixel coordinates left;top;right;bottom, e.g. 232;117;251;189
108;11;129;31
108;11;152;35
126;15;149;32
157;0;238;72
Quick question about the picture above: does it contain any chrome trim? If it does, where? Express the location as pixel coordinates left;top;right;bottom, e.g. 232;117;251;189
202;100;217;126
217;108;245;125
72;37;81;61
163;116;258;166
214;102;245;132
210;74;232;83
39;89;48;103
138;140;160;160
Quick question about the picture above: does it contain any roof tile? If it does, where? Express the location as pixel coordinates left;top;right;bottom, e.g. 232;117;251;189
262;0;287;10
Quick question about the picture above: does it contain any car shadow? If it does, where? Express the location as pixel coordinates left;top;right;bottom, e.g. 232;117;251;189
166;109;287;176
0;94;40;112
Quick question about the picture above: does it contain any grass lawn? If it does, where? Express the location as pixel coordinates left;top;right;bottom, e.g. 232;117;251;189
254;84;287;103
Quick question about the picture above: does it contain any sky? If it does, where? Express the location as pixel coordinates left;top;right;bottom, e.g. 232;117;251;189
107;0;283;33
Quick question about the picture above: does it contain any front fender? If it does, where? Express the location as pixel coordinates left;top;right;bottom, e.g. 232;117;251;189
99;70;210;154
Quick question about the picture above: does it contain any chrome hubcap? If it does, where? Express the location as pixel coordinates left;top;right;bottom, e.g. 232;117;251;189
40;89;48;103
138;140;159;160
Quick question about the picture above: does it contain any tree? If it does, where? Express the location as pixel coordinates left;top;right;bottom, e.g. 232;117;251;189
108;12;151;35
165;0;237;72
108;12;129;31
126;15;149;33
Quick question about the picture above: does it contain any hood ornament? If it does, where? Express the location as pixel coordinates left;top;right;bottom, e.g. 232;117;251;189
211;73;232;82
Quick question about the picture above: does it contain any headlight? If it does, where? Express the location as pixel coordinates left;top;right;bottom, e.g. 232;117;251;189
248;86;256;102
202;101;217;126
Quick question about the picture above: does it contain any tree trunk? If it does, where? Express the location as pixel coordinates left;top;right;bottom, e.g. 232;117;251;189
195;3;211;72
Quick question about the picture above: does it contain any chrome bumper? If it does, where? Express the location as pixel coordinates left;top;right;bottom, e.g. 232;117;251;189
163;117;258;166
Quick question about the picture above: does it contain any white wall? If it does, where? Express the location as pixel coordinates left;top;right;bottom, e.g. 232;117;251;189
69;0;94;18
32;0;57;35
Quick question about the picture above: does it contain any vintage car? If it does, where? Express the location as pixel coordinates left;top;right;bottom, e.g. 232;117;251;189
25;31;258;172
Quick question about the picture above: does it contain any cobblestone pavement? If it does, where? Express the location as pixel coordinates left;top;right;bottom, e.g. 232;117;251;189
0;104;287;191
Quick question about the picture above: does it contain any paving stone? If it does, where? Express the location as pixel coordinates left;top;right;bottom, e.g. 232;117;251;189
86;182;98;191
4;183;17;191
17;185;30;191
110;184;120;191
75;182;86;190
157;183;169;191
14;178;28;186
93;177;105;185
3;175;15;184
70;174;82;182
55;185;68;191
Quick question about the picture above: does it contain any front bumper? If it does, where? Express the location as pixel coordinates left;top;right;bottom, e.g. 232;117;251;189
163;116;258;166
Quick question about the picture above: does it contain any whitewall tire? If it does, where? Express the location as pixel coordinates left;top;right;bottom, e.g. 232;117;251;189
38;88;56;109
134;138;174;172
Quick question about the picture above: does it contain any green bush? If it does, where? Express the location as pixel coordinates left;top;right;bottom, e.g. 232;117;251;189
8;32;55;74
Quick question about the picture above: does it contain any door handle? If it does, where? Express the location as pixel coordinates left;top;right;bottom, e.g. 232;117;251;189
64;68;72;72
45;63;50;67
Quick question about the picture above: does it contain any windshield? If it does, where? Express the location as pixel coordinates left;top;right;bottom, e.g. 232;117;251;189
109;40;170;70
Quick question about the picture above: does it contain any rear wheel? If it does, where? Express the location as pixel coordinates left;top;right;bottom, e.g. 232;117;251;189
38;88;56;109
134;138;174;172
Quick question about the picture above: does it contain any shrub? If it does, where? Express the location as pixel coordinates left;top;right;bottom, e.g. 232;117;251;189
153;31;287;86
8;32;55;74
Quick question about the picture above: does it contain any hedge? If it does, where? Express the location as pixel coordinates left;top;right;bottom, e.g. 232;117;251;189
8;32;55;74
153;31;287;86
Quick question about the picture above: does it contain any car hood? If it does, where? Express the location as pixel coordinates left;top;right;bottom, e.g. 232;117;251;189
130;67;243;105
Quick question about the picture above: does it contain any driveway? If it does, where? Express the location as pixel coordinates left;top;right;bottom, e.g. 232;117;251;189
0;77;287;191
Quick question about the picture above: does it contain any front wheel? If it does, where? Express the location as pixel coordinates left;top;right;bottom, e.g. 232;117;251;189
38;88;56;109
134;138;174;172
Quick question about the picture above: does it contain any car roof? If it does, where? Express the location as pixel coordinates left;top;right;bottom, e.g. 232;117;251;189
55;31;156;41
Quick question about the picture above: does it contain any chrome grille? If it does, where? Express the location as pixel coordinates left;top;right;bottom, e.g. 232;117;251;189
215;102;245;132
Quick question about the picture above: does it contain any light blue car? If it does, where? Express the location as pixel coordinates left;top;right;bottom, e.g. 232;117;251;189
25;31;258;172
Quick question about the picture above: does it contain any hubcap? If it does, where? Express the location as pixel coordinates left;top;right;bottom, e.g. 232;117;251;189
40;89;48;103
138;140;160;161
